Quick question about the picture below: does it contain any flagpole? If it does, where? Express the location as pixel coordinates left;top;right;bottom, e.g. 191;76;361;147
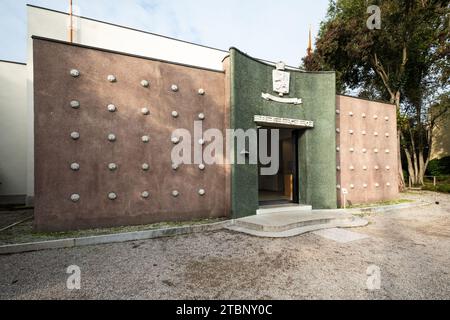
69;0;73;42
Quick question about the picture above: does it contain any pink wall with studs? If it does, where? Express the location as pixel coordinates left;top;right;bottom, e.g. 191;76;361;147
336;95;399;207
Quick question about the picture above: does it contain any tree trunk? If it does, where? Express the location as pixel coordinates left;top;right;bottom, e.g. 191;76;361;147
395;93;406;190
404;147;416;185
397;129;406;190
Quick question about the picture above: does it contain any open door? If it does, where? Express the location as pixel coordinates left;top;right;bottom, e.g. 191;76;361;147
258;127;299;206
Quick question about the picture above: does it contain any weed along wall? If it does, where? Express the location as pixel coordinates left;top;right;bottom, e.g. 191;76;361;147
33;37;230;232
229;48;338;218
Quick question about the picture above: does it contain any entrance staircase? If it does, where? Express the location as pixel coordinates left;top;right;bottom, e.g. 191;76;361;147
226;207;368;238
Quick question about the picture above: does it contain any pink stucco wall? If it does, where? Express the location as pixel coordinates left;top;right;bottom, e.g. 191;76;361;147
336;95;399;206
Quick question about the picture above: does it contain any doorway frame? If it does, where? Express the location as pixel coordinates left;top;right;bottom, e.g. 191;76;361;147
257;126;300;206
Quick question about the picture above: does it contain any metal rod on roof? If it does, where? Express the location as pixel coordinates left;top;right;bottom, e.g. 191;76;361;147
69;0;73;42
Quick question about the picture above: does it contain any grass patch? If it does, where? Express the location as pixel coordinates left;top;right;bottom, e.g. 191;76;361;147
348;199;413;209
422;183;450;194
0;215;226;246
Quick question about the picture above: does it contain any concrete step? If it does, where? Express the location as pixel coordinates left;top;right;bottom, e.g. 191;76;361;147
226;211;368;238
256;204;312;215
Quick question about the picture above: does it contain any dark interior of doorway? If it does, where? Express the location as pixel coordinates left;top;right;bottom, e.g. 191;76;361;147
258;127;299;206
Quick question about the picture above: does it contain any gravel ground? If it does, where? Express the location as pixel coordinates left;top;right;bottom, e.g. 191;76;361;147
0;191;449;300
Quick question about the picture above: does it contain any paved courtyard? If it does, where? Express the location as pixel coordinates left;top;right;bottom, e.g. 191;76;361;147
0;191;449;300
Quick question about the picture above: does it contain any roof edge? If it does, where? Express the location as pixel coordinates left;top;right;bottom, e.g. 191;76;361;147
229;47;336;74
0;59;26;66
337;94;396;107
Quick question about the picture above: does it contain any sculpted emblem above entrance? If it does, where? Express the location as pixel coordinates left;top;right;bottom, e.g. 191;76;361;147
262;61;302;105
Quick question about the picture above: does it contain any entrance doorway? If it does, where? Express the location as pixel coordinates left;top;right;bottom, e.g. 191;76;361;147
258;127;299;206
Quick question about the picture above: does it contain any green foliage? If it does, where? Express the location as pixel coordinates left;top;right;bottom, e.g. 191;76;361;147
422;183;450;193
303;0;449;100
426;156;450;176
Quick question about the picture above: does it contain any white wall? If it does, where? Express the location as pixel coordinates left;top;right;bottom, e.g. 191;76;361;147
25;5;229;201
0;61;27;198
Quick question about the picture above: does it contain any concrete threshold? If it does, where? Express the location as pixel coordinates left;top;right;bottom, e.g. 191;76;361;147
226;211;368;238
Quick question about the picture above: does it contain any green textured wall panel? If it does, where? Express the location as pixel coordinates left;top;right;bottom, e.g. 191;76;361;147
230;48;337;218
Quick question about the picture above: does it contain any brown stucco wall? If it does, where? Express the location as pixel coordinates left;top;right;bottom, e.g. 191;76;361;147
431;108;450;160
33;38;230;231
336;95;399;206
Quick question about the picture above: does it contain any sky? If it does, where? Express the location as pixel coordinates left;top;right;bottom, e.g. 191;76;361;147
0;0;330;66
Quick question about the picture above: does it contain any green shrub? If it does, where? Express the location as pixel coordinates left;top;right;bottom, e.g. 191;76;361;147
427;156;450;176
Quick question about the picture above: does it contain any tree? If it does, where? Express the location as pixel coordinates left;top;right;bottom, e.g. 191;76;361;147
303;0;450;188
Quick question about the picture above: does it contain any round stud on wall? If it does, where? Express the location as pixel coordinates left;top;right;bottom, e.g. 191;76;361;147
363;183;368;188
385;116;389;121
198;113;206;120
375;165;380;170
70;69;80;77
107;104;117;113
172;163;179;171
71;163;80;171
374;115;378;120
386;182;391;187
349;112;354;117
350;184;355;189
336;147;340;152
70;194;80;202
171;136;180;144
336;110;340;115
349;166;355;171
385;133;390;138
107;75;116;83
172;111;179;118
141;108;150;116
198;189;206;196
362;113;367;118
374;132;379;137
362;131;367;136
362;148;367;153
71;132;80;140
108;192;117;200
108;134;116;142
336;128;340;133
142;136;150;143
199;164;206;171
336;166;341;171
108;163;118;171
172;190;180;197
199;139;206;146
142;163;150;171
385;149;390;154
375;183;380;188
141;80;149;88
70;100;80;109
171;84;179;92
349;130;354;135
386;166;391;170
350;148;355;153
363;166;368;171
198;88;205;95
336;185;341;190
374;149;379;154
141;191;150;199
